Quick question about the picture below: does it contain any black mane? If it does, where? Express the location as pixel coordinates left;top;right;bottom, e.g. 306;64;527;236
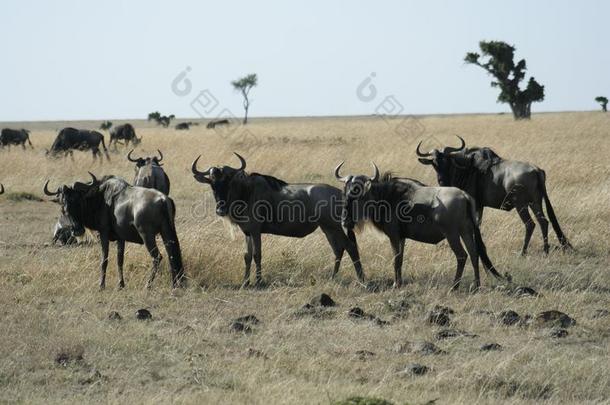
249;172;288;191
464;147;502;172
372;172;426;203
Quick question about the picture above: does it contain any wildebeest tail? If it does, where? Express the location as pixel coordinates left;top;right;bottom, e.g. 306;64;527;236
466;197;503;280
537;170;572;249
25;130;33;148
161;197;185;287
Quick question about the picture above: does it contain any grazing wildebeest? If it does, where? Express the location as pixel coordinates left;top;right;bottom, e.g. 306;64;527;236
175;122;198;130
109;123;141;149
46;127;110;162
191;153;364;286
206;119;230;129
335;162;503;290
1;128;33;150
53;216;77;246
416;136;571;255
127;149;170;195
43;173;184;289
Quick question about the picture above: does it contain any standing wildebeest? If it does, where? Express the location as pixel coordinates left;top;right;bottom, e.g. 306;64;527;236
109;123;141;149
335;162;503;290
43;173;184;289
191;153;364;286
416;136;571;255
1;128;33;150
127;149;170;195
46;127;110;162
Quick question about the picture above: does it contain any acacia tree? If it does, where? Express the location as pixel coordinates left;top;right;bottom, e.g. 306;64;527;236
465;41;544;120
231;73;258;124
595;96;608;112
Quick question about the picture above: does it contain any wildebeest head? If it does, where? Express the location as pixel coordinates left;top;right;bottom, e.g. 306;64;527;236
191;152;247;216
416;135;468;186
127;149;163;169
43;172;99;237
335;161;380;230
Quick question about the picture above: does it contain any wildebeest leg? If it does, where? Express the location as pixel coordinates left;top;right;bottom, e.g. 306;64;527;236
344;231;364;282
320;227;345;279
69;150;75;161
516;205;535;256
530;200;550;254
21;143;26;150
242;235;253;287
251;232;263;286
143;235;162;289
116;239;125;289
460;232;481;291
99;233;110;290
445;234;468;291
390;236;405;288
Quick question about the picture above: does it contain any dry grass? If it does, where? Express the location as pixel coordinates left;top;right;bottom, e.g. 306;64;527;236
0;112;609;404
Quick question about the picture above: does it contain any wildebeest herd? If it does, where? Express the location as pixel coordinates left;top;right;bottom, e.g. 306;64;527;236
1;124;572;290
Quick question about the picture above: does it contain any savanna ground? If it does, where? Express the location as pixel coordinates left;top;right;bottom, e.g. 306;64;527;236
0;112;609;404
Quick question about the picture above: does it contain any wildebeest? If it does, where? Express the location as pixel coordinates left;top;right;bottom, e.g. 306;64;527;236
416;136;571;255
109;123;141;149
127;149;170;195
43;173;184;289
191;153;364;286
53;216;77;246
335;162;503;290
1;128;33;150
206;119;230;129
175;122;198;130
46;127;110;162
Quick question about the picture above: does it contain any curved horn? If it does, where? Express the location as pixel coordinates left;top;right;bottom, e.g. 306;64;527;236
334;161;349;182
156;149;163;162
370;162;380;182
191;155;211;177
415;141;432;157
445;135;466;153
43;180;59;196
127;149;139;162
233;152;246;171
0;183;4;195
87;172;98;184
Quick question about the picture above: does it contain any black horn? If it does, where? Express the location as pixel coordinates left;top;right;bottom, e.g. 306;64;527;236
156;149;163;162
88;172;98;184
127;149;139;162
334;161;350;182
233;152;246;171
0;183;4;195
445;135;466;153
43;180;59;196
191;155;211;177
416;141;432;157
370;162;380;182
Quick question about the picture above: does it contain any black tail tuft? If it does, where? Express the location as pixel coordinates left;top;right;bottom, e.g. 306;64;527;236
538;170;572;250
161;198;185;287
467;198;503;280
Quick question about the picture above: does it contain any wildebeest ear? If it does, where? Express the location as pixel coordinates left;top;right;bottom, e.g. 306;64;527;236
418;158;434;165
51;197;60;204
194;174;212;184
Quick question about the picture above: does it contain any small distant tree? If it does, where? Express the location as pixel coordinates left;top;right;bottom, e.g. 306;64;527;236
595;96;608;112
148;111;161;122
231;73;258;124
465;41;544;120
99;121;113;130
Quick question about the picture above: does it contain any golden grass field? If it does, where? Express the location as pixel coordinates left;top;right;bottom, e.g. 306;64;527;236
0;112;609;404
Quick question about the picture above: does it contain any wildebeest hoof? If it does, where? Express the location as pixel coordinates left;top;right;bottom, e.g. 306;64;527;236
241;280;250;289
118;282;125;290
98;284;106;291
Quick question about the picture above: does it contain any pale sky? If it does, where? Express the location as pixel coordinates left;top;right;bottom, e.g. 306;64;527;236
1;0;608;121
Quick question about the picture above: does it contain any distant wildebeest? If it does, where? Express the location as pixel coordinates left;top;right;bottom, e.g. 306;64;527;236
206;119;230;129
175;122;198;130
46;127;110;162
191;153;364;286
44;173;185;289
127;149;170;195
53;216;77;246
99;121;113;131
416;136;571;255
335;162;503;290
109;123;141;149
1;128;33;150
